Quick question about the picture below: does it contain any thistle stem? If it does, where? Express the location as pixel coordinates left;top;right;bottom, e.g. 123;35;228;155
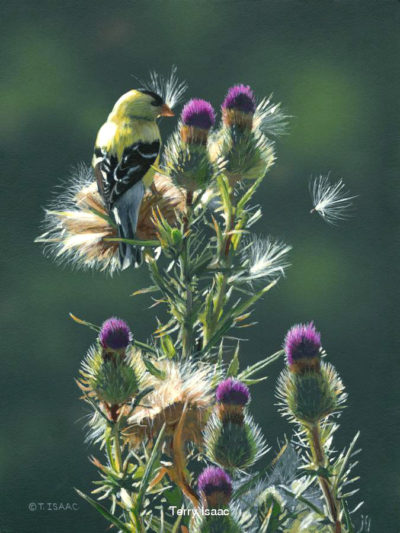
112;422;123;473
181;191;194;358
207;195;235;343
308;423;342;533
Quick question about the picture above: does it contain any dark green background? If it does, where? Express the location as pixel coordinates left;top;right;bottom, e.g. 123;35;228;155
1;1;398;532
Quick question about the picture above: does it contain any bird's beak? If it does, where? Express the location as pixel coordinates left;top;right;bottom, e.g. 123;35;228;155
160;104;174;117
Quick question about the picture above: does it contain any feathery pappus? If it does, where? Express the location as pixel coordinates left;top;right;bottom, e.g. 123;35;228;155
124;359;216;449
36;164;185;273
310;175;357;225
230;235;292;287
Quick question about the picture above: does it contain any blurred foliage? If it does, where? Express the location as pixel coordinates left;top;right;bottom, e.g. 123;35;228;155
0;1;398;531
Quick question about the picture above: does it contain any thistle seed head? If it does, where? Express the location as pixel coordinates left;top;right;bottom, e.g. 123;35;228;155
124;359;215;448
35;166;184;272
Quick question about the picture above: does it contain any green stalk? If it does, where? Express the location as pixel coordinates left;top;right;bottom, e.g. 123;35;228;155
206;191;235;343
181;191;193;358
307;423;342;533
112;422;123;473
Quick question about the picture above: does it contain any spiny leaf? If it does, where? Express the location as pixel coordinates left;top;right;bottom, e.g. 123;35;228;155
238;349;284;381
103;236;160;247
134;424;166;514
131;386;155;410
69;313;100;332
226;343;240;377
279;486;324;517
75;489;130;532
131;285;159;297
160;334;176;359
142;357;166;379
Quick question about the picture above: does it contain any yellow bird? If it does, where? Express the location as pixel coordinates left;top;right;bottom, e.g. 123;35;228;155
92;89;174;269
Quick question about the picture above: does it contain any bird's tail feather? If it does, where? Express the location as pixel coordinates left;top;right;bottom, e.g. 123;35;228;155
112;181;145;270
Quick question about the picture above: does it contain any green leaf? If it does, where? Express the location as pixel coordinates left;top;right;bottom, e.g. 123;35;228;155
75;489;130;532
131;285;159;297
226;344;240;377
149;515;177;533
238;349;284;381
131;386;154;410
342;500;356;533
88;207;117;228
69;313;100;333
163;485;182;507
279;486;325;517
334;431;360;489
103;237;160;247
142;356;166;379
160;334;176;359
132;339;157;355
241;376;268;385
236;174;264;212
134;424;166;514
171;514;183;533
302;466;332;479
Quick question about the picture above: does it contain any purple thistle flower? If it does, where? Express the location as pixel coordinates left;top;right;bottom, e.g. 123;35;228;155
198;466;232;505
284;322;321;366
216;378;250;406
181;99;215;130
222;84;256;114
99;317;132;350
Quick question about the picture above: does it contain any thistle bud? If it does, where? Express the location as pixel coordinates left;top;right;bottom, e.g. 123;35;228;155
209;84;274;184
181;99;215;144
204;412;266;471
198;466;232;508
216;378;250;424
284;322;321;374
92;358;140;409
77;343;141;421
277;325;346;425
99;317;132;358
195;467;240;533
222;84;256;130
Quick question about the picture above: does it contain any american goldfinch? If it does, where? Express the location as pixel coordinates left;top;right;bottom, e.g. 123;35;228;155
92;88;174;269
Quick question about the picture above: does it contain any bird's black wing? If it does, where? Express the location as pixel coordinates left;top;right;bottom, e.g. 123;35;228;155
94;140;160;209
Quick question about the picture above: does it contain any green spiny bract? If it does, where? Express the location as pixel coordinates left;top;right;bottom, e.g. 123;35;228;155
193;512;242;533
204;412;266;471
210;126;275;185
91;359;140;405
276;362;346;425
79;345;141;406
163;130;220;192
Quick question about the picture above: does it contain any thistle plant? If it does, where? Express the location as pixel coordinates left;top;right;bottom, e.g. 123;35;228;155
36;74;366;533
